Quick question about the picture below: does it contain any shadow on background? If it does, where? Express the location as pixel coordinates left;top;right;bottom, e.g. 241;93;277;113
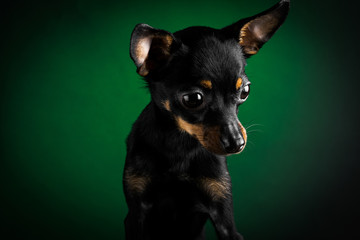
1;0;360;239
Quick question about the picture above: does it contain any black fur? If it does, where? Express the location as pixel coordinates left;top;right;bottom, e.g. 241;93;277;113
124;1;290;239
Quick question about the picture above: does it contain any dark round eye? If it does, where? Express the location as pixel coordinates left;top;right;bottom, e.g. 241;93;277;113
240;85;250;100
182;92;204;109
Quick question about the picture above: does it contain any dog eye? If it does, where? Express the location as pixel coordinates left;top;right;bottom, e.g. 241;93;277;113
240;85;250;100
182;93;204;109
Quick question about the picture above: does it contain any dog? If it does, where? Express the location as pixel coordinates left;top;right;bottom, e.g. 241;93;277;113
123;1;290;239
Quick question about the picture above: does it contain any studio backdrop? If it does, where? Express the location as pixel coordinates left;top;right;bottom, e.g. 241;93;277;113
1;0;359;239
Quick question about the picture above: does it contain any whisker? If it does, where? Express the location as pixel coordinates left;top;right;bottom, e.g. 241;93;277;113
246;129;263;134
247;140;255;148
245;123;264;130
244;119;255;125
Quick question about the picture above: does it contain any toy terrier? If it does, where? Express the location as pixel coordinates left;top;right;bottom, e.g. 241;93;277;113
124;1;290;239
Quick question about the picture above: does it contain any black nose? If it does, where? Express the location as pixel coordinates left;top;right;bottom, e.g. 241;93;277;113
220;121;245;154
221;137;245;154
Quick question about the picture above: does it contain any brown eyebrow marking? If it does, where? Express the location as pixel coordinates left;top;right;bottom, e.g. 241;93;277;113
236;77;243;90
162;100;171;111
200;80;212;89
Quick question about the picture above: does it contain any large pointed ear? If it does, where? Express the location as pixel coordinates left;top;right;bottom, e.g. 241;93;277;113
222;0;290;58
130;24;180;77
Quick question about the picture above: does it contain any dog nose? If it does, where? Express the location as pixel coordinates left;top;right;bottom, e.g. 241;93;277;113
220;121;246;154
221;137;245;154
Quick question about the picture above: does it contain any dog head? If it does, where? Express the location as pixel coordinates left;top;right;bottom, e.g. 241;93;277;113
129;0;290;155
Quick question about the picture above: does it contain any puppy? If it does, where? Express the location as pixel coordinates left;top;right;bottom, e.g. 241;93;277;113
124;1;290;239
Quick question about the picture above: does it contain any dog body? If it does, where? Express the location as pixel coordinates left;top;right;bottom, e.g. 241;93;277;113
124;1;290;239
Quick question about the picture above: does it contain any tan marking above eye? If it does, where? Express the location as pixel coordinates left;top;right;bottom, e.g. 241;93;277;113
162;100;171;111
236;77;243;90
198;176;230;201
200;80;212;89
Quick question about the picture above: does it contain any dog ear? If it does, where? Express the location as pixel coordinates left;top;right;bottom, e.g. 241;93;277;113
130;24;179;76
222;0;290;58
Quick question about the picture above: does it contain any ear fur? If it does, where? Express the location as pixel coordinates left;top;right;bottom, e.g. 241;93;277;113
130;24;178;76
222;0;290;57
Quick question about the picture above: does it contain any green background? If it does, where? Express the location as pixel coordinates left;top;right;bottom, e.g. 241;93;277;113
1;0;359;239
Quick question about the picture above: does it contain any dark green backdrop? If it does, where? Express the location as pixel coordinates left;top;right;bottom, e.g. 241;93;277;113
1;0;359;239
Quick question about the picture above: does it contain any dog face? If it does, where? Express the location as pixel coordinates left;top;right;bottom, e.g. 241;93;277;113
130;0;290;155
160;36;250;155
